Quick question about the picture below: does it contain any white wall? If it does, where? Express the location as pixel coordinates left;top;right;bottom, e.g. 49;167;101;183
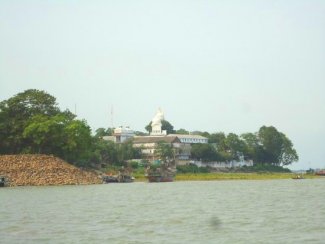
191;160;253;168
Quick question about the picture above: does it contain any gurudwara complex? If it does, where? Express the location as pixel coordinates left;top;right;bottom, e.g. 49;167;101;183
104;108;253;169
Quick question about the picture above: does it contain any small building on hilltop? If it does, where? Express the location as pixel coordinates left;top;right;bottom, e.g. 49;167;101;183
103;126;135;143
114;126;135;143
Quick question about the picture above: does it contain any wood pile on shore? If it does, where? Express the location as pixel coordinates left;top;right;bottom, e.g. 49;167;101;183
0;154;102;186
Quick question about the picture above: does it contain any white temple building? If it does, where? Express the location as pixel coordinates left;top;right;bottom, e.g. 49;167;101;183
150;108;167;136
132;108;208;162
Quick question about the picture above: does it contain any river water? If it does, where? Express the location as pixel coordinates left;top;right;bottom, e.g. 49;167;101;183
1;179;324;243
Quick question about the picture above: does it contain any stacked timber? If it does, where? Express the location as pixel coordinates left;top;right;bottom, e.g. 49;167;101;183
0;154;101;186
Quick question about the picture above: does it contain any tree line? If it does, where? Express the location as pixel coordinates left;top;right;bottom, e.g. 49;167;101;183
189;128;298;166
0;89;299;168
0;89;139;167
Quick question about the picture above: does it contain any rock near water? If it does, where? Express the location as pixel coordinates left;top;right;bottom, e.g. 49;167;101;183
0;155;101;186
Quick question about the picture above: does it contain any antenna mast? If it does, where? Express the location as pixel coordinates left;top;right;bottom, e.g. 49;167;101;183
110;105;114;128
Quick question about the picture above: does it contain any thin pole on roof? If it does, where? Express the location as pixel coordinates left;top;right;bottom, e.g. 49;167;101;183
110;105;114;128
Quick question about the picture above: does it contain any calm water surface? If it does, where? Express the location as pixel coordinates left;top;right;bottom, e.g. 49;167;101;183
1;179;324;243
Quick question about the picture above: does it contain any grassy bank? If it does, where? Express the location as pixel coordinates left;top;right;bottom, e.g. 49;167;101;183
175;173;313;181
133;172;320;182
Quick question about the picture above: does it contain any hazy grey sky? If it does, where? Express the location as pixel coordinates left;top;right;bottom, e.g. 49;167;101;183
1;0;324;170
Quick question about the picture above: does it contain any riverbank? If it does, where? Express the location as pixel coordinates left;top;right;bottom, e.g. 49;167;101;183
133;172;320;182
0;155;101;186
1;155;321;186
175;172;320;181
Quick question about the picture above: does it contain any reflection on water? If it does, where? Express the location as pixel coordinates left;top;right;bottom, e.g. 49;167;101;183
1;179;325;243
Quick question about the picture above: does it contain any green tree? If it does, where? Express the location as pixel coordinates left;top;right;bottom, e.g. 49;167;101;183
241;132;260;161
257;126;298;165
0;89;62;153
90;139;118;166
279;132;299;165
23;114;67;155
241;133;258;148
258;126;283;165
208;132;226;149
116;140;141;164
94;127;114;138
191;131;210;138
145;120;175;134
90;138;141;168
95;128;107;138
207;132;233;161
22;112;93;165
2;89;60;117
175;128;189;134
225;133;246;160
0;89;95;166
191;144;219;162
154;141;175;162
62;119;93;164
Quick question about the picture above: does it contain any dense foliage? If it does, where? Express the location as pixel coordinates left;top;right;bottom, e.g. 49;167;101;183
0;90;139;167
190;128;299;166
154;141;175;163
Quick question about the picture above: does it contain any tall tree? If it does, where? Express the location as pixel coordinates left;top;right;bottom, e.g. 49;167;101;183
241;132;271;163
257;126;298;165
0;89;95;166
62;119;93;164
94;127;114;138
225;133;246;160
116;140;141;164
241;132;260;161
208;132;226;149
0;89;62;153
90;139;118;167
191;144;219;162
154;141;175;162
279;132;299;165
258;126;284;165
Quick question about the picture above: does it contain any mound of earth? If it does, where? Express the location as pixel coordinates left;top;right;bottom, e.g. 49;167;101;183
0;154;101;186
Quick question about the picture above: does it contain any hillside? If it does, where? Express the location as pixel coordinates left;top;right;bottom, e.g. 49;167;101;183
0;155;101;186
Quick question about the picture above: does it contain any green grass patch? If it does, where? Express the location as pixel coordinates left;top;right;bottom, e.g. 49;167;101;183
175;172;319;181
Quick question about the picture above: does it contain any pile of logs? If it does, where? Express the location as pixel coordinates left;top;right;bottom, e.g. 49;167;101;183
0;154;102;186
